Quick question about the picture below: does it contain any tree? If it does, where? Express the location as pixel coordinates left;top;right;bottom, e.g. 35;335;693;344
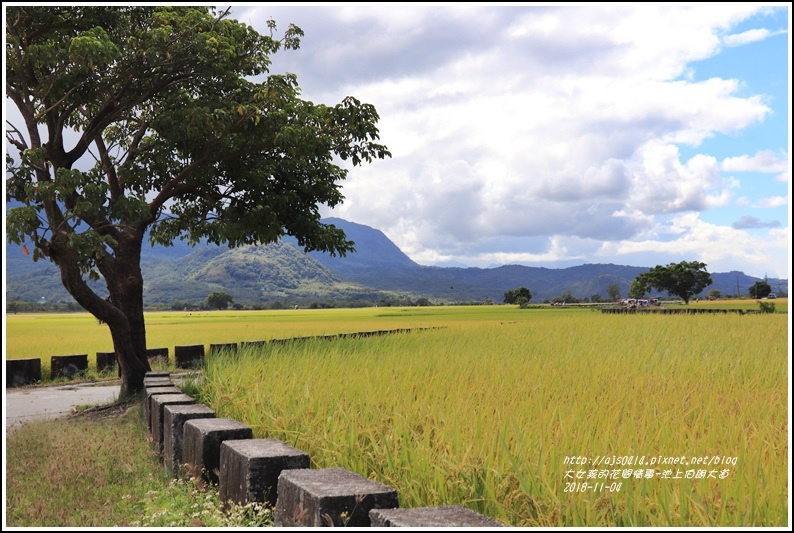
7;301;27;314
504;287;531;305
707;289;721;300
555;290;577;304
607;284;621;302
5;7;391;396
631;261;712;304
628;278;650;299
206;292;233;310
748;281;772;299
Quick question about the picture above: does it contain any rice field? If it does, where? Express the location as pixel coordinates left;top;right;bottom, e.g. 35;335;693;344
4;304;789;526
192;308;788;527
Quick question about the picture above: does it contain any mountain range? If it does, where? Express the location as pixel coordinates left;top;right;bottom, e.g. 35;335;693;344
5;217;787;306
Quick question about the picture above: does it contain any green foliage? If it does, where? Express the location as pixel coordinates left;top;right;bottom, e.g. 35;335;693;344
606;283;621;301
6;6;390;391
758;301;776;314
504;286;532;305
7;5;390;260
7;300;27;314
631;261;712;304
748;281;772;299
628;277;650;299
206;291;233;310
550;290;578;305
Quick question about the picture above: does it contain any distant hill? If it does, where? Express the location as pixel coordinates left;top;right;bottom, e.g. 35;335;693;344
299;217;420;272
4;218;787;306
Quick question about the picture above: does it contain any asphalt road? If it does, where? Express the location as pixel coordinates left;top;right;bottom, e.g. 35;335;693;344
5;380;122;431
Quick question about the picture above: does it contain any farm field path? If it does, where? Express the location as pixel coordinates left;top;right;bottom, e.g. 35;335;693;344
5;381;122;431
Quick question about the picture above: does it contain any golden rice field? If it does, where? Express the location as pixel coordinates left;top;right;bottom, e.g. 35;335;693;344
4;303;789;526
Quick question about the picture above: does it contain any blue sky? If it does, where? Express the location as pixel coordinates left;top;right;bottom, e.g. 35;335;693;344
231;3;790;279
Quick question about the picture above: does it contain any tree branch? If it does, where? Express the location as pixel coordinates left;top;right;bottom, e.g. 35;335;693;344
95;135;122;200
5;121;29;151
117;118;150;192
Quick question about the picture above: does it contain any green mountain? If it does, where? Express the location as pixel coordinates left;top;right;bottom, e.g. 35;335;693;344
145;241;394;305
5;218;787;307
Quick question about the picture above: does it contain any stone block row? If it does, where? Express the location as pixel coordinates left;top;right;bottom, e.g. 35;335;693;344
144;371;504;527
5;345;203;388
7;329;438;387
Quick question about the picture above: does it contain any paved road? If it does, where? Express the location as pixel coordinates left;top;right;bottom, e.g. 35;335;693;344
5;381;122;431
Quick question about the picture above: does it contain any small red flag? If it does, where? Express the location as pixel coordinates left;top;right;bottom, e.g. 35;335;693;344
22;245;29;256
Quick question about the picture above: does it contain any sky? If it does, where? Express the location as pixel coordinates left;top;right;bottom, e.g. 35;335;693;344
224;3;791;279
3;3;790;280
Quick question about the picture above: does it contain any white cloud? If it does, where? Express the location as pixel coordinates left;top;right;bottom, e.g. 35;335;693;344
722;150;790;172
723;28;787;47
755;196;788;208
623;142;727;214
606;213;789;278
237;5;791;277
732;215;782;229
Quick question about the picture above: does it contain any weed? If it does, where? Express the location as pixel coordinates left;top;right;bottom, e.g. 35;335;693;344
5;400;273;527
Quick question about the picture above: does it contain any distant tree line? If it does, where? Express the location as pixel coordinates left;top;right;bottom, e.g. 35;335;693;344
6;271;786;315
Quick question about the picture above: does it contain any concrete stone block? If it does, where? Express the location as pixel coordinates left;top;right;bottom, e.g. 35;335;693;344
369;506;505;527
147;347;169;365
6;358;41;387
274;467;398;527
150;393;195;457
183;418;253;483
96;352;116;373
144;386;182;433
134;367;173;379
241;340;268;349
163;404;217;474
210;343;238;355
50;354;88;379
219;438;310;506
174;344;204;369
143;377;173;388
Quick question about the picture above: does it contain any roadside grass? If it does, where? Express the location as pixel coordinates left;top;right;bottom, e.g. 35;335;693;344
4;399;273;527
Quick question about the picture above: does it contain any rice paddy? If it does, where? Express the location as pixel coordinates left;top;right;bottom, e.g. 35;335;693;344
4;303;789;526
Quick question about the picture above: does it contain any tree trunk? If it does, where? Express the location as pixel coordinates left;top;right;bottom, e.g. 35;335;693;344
107;280;150;398
110;321;150;398
53;228;151;397
105;232;151;397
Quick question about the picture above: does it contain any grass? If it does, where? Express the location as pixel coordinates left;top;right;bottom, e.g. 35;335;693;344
4;399;273;527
